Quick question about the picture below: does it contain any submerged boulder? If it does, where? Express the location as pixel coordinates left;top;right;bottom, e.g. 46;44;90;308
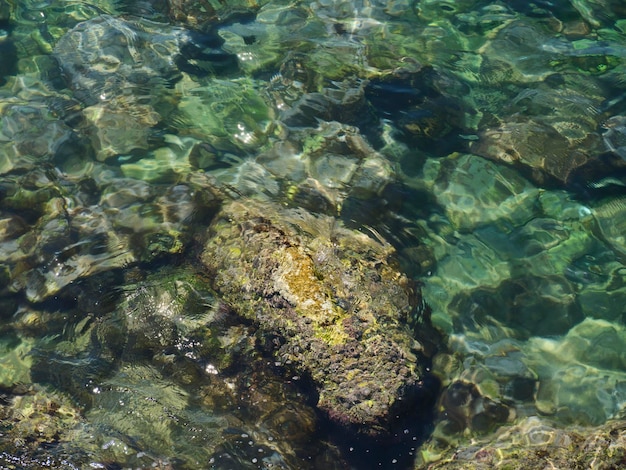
470;119;591;188
419;416;626;469
53;15;238;161
0;99;80;175
52;15;186;161
200;199;439;436
167;0;263;30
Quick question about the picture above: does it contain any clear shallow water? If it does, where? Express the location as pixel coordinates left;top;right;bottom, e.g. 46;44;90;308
1;0;626;468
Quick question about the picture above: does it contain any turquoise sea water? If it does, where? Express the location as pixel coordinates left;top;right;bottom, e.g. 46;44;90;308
1;0;626;468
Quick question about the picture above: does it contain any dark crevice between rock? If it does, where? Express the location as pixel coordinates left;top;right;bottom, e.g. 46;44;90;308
321;371;441;470
176;33;240;77
364;67;469;158
0;18;17;87
255;329;442;469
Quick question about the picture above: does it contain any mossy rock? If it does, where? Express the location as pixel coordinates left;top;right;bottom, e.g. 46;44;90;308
200;199;439;436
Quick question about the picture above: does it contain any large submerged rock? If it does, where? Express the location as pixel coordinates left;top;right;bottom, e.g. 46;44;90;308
200;199;437;436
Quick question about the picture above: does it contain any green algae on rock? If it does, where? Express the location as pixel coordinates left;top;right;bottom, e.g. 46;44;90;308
200;198;438;436
0;385;92;470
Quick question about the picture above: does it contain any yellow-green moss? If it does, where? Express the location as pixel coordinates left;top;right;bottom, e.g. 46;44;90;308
276;246;350;345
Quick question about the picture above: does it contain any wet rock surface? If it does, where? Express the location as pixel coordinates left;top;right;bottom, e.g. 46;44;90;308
200;198;438;436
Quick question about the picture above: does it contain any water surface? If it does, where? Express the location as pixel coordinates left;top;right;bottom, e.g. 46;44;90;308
1;0;626;468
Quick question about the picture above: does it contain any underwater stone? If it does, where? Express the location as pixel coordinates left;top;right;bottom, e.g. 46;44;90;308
120;135;202;182
200;199;438;436
525;318;626;425
602;115;626;160
0;101;77;175
172;76;275;155
471;120;589;187
218;19;284;75
575;261;626;322
450;274;583;339
88;363;225;465
422;233;512;335
82;103;159;161
0;333;33;390
592;196;626;257
278;79;368;129
53;15;185;107
258;121;395;216
422;153;539;232
436;380;510;435
0;166;220;302
53;15;187;160
167;0;264;30
420;416;626;469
